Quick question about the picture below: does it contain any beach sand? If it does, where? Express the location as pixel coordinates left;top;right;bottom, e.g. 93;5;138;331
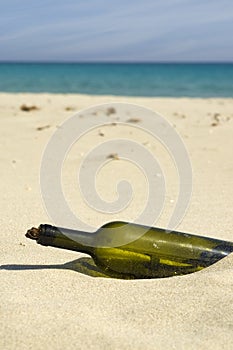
0;93;233;349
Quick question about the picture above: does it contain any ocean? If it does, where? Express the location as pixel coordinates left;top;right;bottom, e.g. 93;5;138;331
0;62;232;97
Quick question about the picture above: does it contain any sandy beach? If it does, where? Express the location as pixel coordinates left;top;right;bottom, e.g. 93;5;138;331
1;93;233;349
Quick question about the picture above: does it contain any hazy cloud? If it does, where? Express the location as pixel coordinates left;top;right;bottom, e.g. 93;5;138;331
1;0;233;61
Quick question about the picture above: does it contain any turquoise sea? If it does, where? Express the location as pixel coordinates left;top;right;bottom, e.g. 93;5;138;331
0;63;232;97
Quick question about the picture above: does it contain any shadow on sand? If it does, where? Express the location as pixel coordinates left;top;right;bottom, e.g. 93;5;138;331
0;257;118;278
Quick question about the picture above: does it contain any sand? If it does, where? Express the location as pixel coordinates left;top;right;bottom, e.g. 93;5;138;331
0;93;233;349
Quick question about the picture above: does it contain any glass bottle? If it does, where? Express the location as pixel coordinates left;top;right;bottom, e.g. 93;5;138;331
26;221;233;279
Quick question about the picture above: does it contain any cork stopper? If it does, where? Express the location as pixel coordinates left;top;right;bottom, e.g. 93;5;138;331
25;227;40;240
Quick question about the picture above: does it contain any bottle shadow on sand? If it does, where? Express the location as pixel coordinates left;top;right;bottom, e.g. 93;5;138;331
0;257;131;279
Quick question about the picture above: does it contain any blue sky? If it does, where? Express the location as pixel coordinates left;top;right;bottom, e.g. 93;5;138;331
0;0;233;62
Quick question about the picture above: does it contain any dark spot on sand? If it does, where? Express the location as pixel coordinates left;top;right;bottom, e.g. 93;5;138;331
211;113;221;126
106;153;119;160
106;107;116;116
20;104;39;112
213;113;220;121
65;106;76;111
36;125;51;131
173;112;186;119
126;117;141;123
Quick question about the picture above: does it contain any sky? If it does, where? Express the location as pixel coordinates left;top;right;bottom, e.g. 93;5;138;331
0;0;233;62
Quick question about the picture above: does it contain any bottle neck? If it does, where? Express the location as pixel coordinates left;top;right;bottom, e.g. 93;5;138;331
36;224;95;255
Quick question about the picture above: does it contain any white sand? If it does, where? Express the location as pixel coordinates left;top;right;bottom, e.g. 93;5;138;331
0;93;233;349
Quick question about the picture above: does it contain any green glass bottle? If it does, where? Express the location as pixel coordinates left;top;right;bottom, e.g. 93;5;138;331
25;222;233;279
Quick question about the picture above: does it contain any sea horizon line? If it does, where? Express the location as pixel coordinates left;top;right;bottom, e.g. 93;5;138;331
0;60;233;65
